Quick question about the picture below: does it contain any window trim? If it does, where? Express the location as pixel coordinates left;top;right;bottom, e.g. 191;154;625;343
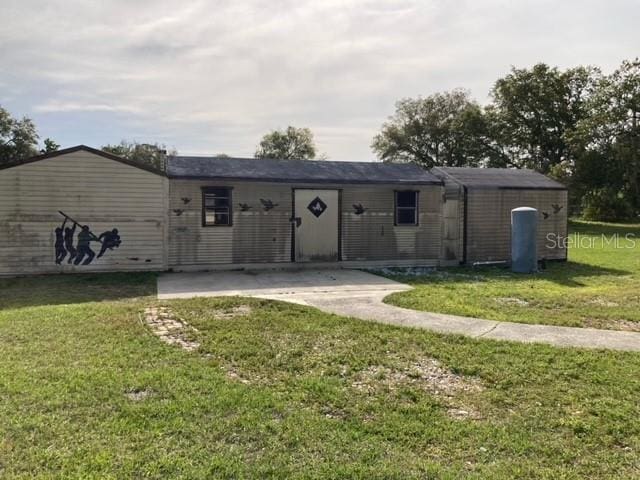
394;190;419;226
201;186;233;227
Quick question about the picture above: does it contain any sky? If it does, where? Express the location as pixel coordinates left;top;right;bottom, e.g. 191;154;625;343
1;0;638;161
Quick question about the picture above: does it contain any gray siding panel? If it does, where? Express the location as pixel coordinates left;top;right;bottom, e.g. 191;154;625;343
169;180;291;266
466;189;568;262
0;151;168;275
341;187;441;262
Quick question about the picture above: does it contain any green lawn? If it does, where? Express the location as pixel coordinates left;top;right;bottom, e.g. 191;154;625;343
385;220;640;329
1;271;640;478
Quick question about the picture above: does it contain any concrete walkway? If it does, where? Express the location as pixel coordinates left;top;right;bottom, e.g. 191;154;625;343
158;270;640;352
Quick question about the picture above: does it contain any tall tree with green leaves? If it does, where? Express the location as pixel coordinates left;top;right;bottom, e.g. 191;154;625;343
570;59;640;219
102;141;175;172
371;90;493;168
0;105;39;164
488;64;599;173
255;126;317;160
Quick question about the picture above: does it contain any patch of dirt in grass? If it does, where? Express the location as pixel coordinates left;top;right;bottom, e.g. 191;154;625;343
224;367;252;384
352;359;482;396
495;297;530;307
144;306;200;351
212;305;253;320
352;357;484;419
447;408;480;420
125;388;153;401
583;318;640;332
319;406;348;420
586;298;620;307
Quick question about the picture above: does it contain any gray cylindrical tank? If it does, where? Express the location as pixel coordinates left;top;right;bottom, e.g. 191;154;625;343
511;207;538;273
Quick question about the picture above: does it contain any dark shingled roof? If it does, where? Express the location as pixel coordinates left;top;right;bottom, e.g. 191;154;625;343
167;156;442;185
432;167;566;190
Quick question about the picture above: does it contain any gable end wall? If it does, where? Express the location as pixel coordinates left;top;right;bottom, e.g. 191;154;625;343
0;151;168;275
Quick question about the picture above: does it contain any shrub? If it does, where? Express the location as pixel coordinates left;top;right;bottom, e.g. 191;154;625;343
581;188;635;221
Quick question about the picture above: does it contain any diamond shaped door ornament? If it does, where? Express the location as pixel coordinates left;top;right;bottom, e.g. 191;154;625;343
307;196;327;218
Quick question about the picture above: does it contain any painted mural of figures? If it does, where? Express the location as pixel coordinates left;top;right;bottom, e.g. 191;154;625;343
64;221;77;264
74;225;98;265
97;229;121;258
55;211;123;266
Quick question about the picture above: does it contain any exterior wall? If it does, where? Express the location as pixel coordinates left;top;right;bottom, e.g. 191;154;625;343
1;151;572;275
169;180;292;267
340;186;441;262
168;180;443;269
0;151;168;275
465;188;568;263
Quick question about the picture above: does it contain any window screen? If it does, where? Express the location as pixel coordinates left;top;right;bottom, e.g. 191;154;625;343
395;191;418;226
202;187;232;226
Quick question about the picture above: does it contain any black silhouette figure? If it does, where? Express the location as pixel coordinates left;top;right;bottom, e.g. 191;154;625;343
260;199;278;211
74;225;97;265
552;204;564;214
173;209;184;216
239;203;251;212
353;203;366;215
97;229;122;258
181;197;191;205
542;212;550;219
54;225;66;264
63;222;77;263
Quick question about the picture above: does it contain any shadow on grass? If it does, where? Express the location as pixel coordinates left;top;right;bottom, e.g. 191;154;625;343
533;260;632;287
391;260;631;288
0;272;157;310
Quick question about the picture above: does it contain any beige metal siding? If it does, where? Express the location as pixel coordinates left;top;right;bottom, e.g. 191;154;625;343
465;189;568;262
341;186;442;262
169;180;292;267
0;151;168;275
169;180;443;268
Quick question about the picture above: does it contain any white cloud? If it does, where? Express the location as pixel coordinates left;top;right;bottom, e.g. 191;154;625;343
33;102;143;114
1;0;638;159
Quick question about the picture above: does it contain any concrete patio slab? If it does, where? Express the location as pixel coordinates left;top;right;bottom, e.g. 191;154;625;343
157;269;411;303
157;269;640;352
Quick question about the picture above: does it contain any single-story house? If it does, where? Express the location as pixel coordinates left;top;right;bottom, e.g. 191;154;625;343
0;145;567;275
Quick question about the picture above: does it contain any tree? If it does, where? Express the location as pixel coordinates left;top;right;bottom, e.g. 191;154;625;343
255;126;317;160
0;105;39;164
488;64;599;173
41;138;60;153
371;90;493;168
570;59;640;219
102;141;175;172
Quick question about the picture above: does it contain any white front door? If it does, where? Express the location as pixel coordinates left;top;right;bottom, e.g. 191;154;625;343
294;189;339;262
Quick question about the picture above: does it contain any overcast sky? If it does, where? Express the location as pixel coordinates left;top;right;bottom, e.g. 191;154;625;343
1;0;638;160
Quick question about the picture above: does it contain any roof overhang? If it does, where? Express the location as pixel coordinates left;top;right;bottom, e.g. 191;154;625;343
169;175;442;186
